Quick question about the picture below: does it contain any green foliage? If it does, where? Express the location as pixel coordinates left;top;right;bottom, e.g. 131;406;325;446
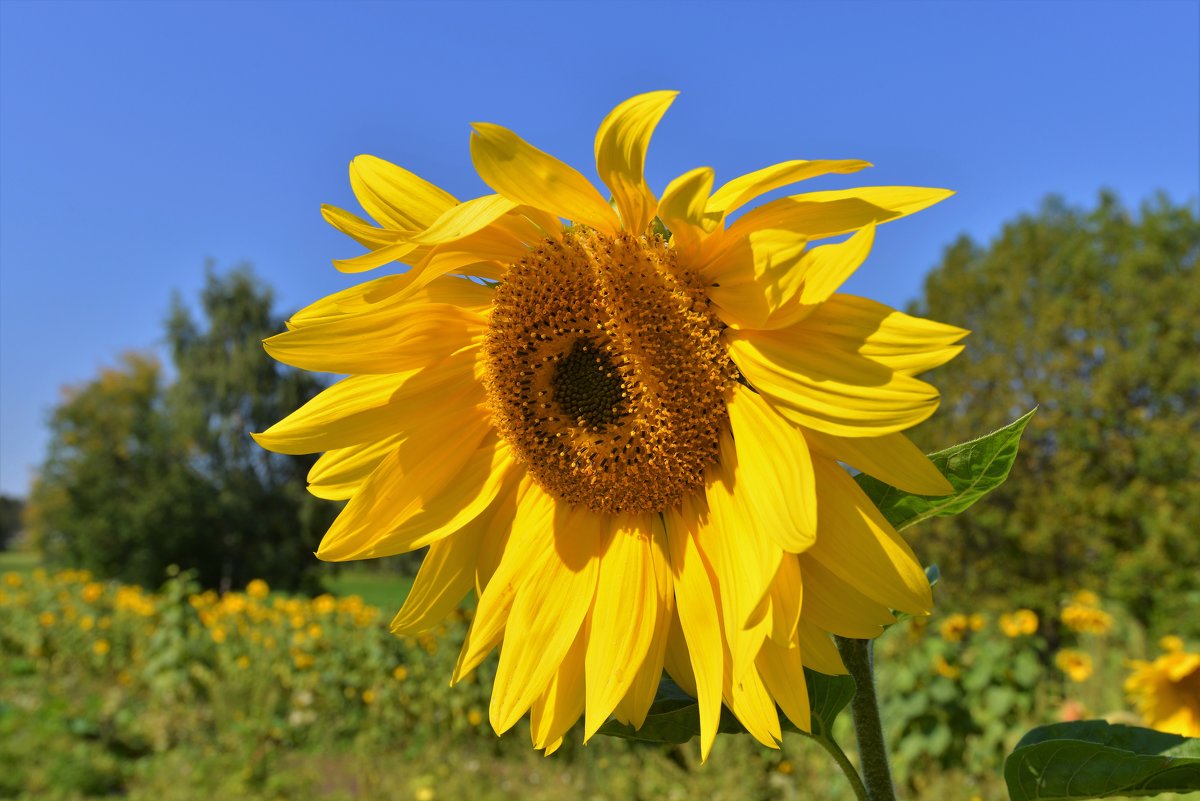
909;192;1200;638
25;266;333;592
857;409;1035;531
0;495;24;550
1005;721;1200;800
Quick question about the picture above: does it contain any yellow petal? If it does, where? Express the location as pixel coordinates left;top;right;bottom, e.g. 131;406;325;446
331;240;425;274
264;303;484;376
724;656;782;748
349;154;457;231
727;196;900;243
286;274;408;328
657;167;719;255
489;503;605;734
795;225;876;307
726;385;818;552
804;428;953;496
584;513;666;739
612;527;673;729
410;193;520;246
806;457;933;616
321;205;409;249
664;497;725;762
306;433;404;501
663;610;698;698
316;421;509;561
389;516;490;635
796;619;846;675
795;294;969;376
594;90;677;234
470;123;619;232
703;227;810;328
453;475;549;683
768;555;803;647
756;638;812;733
529;618;588;751
699;441;782;678
726;327;940;437
791;185;954;219
252;351;480;455
707;158;872;219
798;554;896;638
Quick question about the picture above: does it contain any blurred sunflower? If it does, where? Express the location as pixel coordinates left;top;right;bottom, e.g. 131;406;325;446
255;91;965;758
1056;649;1094;683
1125;641;1200;737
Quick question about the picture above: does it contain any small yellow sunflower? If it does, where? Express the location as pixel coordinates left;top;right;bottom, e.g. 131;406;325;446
1126;642;1200;737
255;91;966;758
999;609;1039;638
1056;649;1094;683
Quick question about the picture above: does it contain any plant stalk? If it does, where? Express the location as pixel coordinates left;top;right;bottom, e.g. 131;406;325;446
835;636;898;801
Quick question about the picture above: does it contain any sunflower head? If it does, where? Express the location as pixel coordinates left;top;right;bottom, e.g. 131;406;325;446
255;91;966;758
1125;641;1200;738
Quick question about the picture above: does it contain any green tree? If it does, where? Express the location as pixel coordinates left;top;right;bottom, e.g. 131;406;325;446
27;267;333;591
908;192;1200;638
0;494;26;550
165;265;332;592
25;352;212;582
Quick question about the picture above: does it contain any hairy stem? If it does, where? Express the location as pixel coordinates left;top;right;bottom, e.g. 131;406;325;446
812;728;871;801
835;636;898;801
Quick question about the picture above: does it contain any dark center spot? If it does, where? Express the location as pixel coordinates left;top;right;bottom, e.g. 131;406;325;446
551;339;626;429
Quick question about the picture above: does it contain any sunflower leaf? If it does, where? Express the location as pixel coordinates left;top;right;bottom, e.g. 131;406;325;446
856;407;1037;531
1004;720;1200;800
595;669;855;744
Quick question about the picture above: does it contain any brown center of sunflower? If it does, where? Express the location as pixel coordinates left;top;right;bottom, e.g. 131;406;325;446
483;228;737;515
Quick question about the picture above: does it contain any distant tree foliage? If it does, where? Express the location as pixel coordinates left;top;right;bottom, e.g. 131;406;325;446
0;494;25;550
27;267;334;591
908;192;1199;638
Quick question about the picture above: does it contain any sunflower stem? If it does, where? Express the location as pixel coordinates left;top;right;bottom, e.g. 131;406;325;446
812;729;871;801
835;636;898;801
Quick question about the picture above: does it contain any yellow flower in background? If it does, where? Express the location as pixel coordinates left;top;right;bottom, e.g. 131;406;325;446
933;654;961;680
1056;649;1094;683
968;613;986;632
255;91;965;758
1126;643;1200;737
361;689;377;705
81;582;104;603
392;665;409;682
1072;589;1100;607
92;639;110;656
38;611;56;627
999;609;1039;638
939;613;971;643
467;707;484;726
1160;635;1186;653
246;579;270;599
2;572;22;588
1061;603;1113;635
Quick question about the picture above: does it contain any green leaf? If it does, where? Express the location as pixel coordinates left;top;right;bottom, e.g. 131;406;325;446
596;669;855;744
1005;720;1200;800
856;408;1037;531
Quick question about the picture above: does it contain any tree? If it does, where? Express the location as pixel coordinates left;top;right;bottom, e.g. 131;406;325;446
908;192;1200;638
25;352;213;582
0;494;26;550
27;266;333;591
165;265;333;592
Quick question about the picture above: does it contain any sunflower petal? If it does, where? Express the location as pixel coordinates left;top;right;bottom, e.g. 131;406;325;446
756;638;812;733
489;503;605;734
530;620;588;751
796;294;969;376
707;159;872;218
584;513;667;739
806;457;934;616
470;122;619;232
389;517;490;635
306;433;404;501
726;328;941;437
321;205;410;249
658;167;720;255
595;90;677;234
726;385;818;552
799;554;897;638
796;619;847;675
349;154;457;231
664;498;724;762
805;428;953;496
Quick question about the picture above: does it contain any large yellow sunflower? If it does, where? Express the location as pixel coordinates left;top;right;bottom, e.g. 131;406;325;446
254;91;966;758
1125;639;1200;738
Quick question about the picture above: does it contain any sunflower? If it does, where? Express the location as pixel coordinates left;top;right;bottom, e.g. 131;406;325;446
1125;640;1200;737
254;91;966;758
1056;649;1094;683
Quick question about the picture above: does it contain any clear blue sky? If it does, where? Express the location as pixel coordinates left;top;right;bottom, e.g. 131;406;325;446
1;0;1197;496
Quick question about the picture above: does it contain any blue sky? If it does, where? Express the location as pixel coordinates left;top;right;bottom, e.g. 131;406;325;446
1;0;1197;496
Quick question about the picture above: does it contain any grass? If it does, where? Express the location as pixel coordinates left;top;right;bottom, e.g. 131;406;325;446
0;550;39;574
321;567;413;611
